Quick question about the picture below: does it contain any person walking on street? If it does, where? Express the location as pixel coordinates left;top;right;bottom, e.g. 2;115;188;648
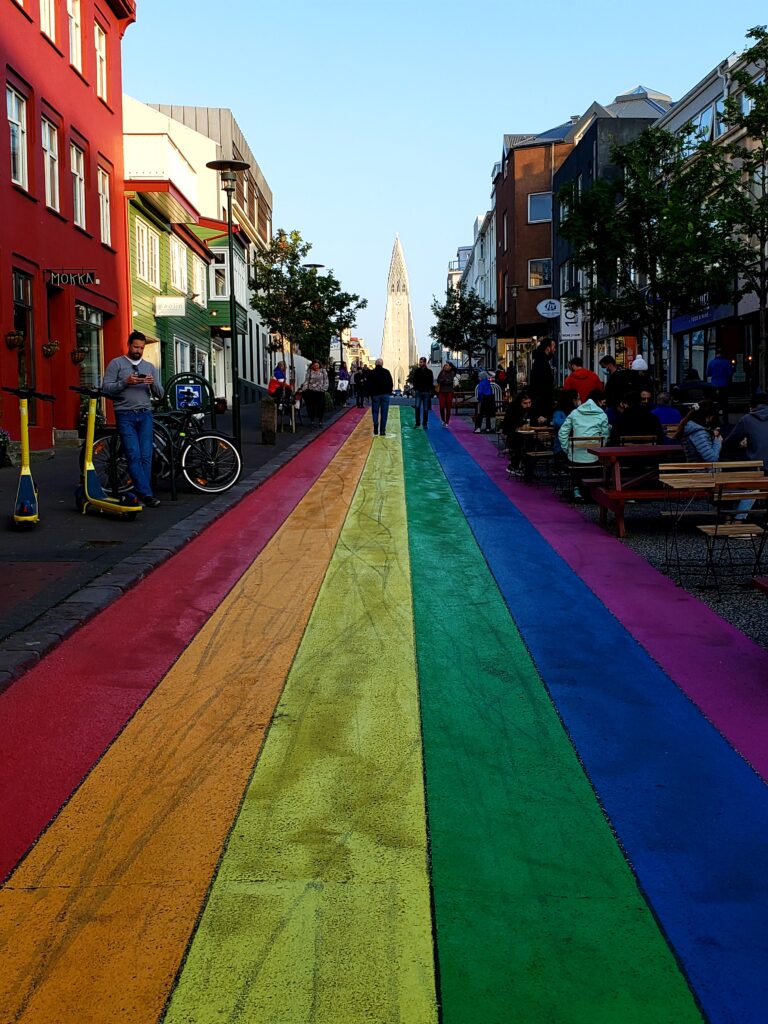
335;362;351;406
474;371;496;433
301;360;329;426
412;356;434;428
706;349;734;423
437;361;456;427
353;366;366;408
368;358;394;436
529;338;557;416
102;331;164;507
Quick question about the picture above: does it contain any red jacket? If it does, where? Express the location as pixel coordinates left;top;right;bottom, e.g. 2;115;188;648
563;367;603;403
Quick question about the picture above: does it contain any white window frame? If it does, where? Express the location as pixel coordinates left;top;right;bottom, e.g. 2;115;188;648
210;251;229;298
135;219;148;281
528;258;552;290
528;191;552;223
147;226;160;289
7;87;28;189
174;337;191;372
70;142;86;228
169;235;188;292
67;0;82;71
94;22;107;101
40;0;56;41
97;166;110;244
192;255;207;306
41;118;59;210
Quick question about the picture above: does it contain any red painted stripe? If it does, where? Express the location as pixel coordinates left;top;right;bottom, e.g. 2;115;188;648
0;411;364;882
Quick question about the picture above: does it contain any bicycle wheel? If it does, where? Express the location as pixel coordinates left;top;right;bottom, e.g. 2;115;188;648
83;433;132;495
181;434;242;493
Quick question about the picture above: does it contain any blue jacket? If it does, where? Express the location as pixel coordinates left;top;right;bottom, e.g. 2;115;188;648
706;357;734;388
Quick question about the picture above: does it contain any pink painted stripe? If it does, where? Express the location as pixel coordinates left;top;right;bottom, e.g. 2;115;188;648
0;411;364;882
449;419;768;780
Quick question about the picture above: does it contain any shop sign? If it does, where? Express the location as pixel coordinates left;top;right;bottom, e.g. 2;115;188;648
536;298;560;319
560;305;581;341
47;270;98;286
155;296;187;317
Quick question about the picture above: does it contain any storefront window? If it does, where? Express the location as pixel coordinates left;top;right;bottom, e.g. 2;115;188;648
75;302;103;388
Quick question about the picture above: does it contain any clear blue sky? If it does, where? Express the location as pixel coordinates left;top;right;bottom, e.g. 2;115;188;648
123;1;767;358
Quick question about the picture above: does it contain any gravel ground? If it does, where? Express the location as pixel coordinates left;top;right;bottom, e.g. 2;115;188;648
573;497;768;649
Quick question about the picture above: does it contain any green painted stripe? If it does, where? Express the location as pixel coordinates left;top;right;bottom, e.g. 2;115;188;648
401;425;702;1024
165;409;438;1024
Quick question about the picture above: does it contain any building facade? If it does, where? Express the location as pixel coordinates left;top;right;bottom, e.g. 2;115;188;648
380;236;418;389
1;0;135;448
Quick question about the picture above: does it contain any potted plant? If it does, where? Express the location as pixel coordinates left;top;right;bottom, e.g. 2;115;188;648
71;347;88;365
5;331;24;350
42;339;60;358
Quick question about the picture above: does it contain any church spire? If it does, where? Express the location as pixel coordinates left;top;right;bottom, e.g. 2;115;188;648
380;237;418;389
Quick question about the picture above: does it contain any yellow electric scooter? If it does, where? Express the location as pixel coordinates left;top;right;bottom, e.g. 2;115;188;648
1;385;55;528
70;385;142;520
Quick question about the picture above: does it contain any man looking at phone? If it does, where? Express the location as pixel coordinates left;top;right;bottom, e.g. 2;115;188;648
102;331;164;507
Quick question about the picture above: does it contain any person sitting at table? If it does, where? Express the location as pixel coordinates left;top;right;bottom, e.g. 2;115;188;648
502;391;547;471
474;371;497;434
609;390;665;446
651;391;682;427
721;391;768;471
672;400;722;462
267;360;292;407
558;392;610;500
551;389;580;459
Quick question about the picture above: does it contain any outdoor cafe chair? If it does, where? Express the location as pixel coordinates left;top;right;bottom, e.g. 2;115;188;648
696;479;768;596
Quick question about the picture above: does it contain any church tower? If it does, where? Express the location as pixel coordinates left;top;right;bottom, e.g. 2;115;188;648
380;236;418;390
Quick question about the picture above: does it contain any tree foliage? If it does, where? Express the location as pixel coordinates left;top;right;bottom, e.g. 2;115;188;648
723;24;768;389
429;286;495;364
558;126;741;376
249;229;367;368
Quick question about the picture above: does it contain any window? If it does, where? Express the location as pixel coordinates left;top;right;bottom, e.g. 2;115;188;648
503;211;508;252
528;258;552;289
7;87;27;188
503;272;508;313
94;23;107;100
210;251;229;297
67;0;81;70
74;302;103;388
175;338;191;372
169;235;188;292
41;119;59;209
97;167;110;244
40;0;56;40
528;192;552;223
70;143;86;227
192;255;207;306
135;219;160;288
714;96;728;138
559;260;570;296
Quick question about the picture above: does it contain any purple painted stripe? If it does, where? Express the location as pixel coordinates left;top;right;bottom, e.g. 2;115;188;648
448;419;768;780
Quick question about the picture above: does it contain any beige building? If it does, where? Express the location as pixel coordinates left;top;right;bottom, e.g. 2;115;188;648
380;236;418;389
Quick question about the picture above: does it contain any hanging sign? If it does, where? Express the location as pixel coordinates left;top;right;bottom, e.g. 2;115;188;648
560;305;582;341
155;296;187;317
536;298;561;319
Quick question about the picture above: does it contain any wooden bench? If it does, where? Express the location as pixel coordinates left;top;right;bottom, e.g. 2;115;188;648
593;485;692;538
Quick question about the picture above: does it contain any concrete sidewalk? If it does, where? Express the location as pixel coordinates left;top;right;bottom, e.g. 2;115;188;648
0;398;356;688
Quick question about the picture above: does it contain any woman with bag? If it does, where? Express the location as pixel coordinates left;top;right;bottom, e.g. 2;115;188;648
335;362;351;406
302;360;329;427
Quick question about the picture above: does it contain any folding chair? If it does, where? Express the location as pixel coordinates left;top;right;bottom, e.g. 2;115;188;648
696;479;768;596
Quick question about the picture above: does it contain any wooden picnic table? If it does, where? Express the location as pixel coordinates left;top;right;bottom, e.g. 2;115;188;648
587;444;685;538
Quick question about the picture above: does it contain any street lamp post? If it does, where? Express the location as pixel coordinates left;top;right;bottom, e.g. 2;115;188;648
508;283;519;392
206;158;250;452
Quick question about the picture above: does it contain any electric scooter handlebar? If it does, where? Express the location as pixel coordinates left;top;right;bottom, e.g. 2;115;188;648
69;385;106;399
2;386;55;402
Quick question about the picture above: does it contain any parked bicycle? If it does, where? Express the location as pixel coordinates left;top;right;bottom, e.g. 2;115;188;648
85;405;242;496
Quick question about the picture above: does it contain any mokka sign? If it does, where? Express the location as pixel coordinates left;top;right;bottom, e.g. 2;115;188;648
47;270;98;286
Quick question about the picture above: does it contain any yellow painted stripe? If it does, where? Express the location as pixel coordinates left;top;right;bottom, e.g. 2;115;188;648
0;421;372;1024
165;409;439;1024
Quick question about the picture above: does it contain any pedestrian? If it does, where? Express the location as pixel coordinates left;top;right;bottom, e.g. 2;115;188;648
473;371;496;434
325;360;336;397
599;355;633;410
301;359;329;427
563;356;602;404
335;362;351;406
706;349;734;423
368;357;394;436
102;330;164;507
629;355;655;397
412;356;434;428
437;361;456;427
353;366;366;408
529;337;556;416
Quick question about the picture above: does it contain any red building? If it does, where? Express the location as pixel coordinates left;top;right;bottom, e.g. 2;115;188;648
1;0;135;449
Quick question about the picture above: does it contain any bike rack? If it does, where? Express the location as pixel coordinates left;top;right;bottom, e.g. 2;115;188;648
162;372;217;431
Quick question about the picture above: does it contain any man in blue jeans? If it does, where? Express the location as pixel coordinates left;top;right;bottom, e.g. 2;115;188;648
412;356;434;428
367;358;394;436
102;331;164;506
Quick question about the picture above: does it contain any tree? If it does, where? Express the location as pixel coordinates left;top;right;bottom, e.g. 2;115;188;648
429;286;495;366
250;229;313;381
306;271;367;366
723;25;768;390
558;126;741;378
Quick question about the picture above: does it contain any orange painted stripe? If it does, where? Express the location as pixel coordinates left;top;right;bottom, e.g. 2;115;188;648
0;421;372;1024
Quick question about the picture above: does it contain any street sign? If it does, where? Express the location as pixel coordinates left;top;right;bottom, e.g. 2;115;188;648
536;298;560;319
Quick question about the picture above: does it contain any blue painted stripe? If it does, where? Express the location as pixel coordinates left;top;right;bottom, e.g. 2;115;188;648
426;422;768;1024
